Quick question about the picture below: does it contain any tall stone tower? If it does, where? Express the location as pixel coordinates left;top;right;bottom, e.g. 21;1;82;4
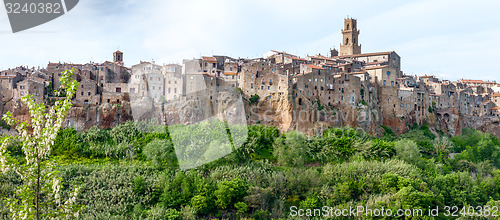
113;50;124;65
339;18;361;56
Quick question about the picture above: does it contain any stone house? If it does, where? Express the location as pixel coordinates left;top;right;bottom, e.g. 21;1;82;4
13;77;46;104
163;64;183;102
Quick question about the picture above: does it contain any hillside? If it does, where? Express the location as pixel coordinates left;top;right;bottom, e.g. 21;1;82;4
2;122;500;219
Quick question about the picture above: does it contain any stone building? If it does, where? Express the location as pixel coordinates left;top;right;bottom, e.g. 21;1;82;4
13;77;46;104
163;64;183;102
0;71;23;105
74;69;99;107
130;61;162;99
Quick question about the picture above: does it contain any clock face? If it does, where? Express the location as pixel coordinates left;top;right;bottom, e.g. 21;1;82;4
387;71;391;76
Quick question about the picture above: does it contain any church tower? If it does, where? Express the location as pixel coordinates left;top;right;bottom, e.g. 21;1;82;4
113;50;124;65
339;18;361;56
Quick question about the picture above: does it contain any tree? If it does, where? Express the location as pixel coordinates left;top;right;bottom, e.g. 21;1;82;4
394;139;422;167
214;178;248;209
433;137;453;163
273;131;308;167
0;68;83;219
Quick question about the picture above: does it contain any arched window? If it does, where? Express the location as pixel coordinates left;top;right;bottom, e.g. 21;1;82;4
346;38;349;44
347;24;350;30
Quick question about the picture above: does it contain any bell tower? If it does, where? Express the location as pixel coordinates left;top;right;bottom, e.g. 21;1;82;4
339;18;361;56
113;50;124;65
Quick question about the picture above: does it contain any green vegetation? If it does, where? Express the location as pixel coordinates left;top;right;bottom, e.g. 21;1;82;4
2;121;500;219
249;94;260;104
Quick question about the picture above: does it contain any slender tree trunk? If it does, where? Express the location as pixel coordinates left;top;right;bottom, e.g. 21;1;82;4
36;156;40;220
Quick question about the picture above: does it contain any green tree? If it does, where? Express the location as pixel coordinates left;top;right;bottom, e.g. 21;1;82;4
0;68;83;219
143;138;177;168
214;177;248;209
394;139;422;166
273;131;308;167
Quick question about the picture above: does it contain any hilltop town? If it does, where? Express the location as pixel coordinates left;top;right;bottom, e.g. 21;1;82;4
1;18;499;137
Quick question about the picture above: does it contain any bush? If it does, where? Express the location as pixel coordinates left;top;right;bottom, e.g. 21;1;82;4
52;127;81;158
249;94;260;104
273;131;308;167
143;139;177;168
110;121;140;144
394;139;422;167
214;178;248;209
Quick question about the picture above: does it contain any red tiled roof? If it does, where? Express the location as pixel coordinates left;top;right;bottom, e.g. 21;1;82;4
334;51;392;58
307;64;323;70
364;65;388;70
419;75;434;78
202;56;217;63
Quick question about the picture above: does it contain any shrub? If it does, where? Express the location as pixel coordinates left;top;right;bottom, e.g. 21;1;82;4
110;121;140;144
249;95;260;104
273;131;308;167
234;202;248;214
394;139;422;167
52;127;82;158
214;178;248;209
143;139;177;168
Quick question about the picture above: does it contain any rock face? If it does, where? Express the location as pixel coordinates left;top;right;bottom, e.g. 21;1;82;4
5;95;500;140
65;102;133;130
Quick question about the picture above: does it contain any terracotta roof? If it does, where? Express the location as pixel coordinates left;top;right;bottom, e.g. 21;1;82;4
492;93;500;97
307;64;323;70
419;75;434;78
270;50;297;57
492;107;500;110
460;79;485;83
364;65;388;70
29;77;46;84
202;56;217;63
224;72;238;75
334;51;392;58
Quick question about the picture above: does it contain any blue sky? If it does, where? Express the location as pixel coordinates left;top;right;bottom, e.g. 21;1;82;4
0;0;499;82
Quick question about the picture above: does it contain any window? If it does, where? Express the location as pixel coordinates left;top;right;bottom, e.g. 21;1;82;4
174;88;177;93
116;87;121;92
251;83;253;89
383;80;386;86
88;92;91;96
391;81;394;86
81;92;84;96
168;88;171;93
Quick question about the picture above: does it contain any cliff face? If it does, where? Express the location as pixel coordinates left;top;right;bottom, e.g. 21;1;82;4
5;95;500;140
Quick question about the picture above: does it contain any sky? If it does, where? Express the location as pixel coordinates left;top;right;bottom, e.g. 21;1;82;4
0;0;499;82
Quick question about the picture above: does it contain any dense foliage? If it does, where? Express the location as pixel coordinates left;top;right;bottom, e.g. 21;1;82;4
2;122;500;219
